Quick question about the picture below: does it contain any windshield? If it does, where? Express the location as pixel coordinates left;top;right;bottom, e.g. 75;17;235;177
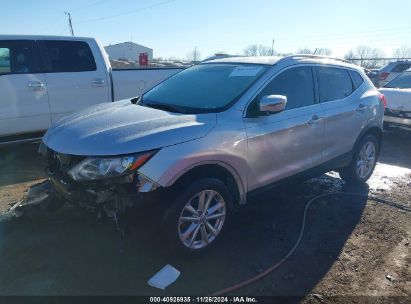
385;71;411;89
142;63;268;113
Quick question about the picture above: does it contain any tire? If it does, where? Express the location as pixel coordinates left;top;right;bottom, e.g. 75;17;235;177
163;178;233;256
339;135;379;184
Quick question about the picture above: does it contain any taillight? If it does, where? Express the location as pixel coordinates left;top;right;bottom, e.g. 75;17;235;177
380;72;389;81
378;94;387;109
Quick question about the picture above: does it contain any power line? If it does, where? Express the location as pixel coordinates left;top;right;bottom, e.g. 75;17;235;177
79;0;179;23
71;0;111;12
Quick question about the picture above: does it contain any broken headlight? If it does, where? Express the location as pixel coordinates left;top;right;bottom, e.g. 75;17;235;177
68;150;157;181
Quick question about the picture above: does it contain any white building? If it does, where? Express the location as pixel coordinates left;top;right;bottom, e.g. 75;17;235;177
104;42;153;64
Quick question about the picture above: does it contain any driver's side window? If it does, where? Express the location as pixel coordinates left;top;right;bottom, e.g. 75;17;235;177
248;66;316;116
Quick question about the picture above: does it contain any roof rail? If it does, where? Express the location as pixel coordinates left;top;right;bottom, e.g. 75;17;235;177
277;54;351;65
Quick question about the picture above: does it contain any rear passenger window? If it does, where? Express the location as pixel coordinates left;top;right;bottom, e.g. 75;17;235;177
317;67;353;102
0;41;35;75
392;63;411;73
349;70;364;90
44;41;96;73
259;66;315;110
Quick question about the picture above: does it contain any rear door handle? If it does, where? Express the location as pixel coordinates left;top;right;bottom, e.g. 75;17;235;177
307;115;323;125
28;81;45;91
92;78;106;87
356;104;366;112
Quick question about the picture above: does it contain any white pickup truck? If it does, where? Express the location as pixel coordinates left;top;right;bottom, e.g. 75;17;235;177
0;35;183;144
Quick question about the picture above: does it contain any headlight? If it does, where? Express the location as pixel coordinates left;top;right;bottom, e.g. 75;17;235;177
68;150;157;181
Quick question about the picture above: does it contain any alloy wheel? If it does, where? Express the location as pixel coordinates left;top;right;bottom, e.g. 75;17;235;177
178;190;226;249
356;141;376;179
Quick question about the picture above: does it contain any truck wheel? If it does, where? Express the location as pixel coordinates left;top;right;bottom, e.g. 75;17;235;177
163;178;233;256
339;135;379;184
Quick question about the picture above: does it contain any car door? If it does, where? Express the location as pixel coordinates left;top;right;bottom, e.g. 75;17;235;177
0;40;51;139
244;66;325;191
316;66;364;163
40;40;110;122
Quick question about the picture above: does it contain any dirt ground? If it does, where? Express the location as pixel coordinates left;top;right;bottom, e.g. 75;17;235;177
0;129;409;302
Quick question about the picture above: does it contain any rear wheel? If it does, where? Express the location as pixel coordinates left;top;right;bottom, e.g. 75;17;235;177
339;135;379;184
163;178;233;256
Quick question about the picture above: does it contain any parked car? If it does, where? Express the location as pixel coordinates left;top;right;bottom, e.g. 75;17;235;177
379;69;411;129
364;68;379;86
378;60;411;87
0;35;182;145
40;55;385;255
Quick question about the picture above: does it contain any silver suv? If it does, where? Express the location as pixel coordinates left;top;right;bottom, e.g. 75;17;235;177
41;55;385;255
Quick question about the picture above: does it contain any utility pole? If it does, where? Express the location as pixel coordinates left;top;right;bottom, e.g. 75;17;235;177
64;12;75;36
271;39;275;56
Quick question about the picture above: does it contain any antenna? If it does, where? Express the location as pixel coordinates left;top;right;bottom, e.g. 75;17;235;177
271;39;275;56
64;12;75;36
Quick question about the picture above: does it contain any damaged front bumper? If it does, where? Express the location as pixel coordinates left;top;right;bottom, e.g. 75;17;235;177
48;168;162;214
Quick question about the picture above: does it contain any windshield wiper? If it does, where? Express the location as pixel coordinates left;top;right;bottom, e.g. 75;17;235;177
144;102;188;114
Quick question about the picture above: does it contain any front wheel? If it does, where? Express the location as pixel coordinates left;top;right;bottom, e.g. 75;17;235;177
339;135;379;184
163;178;233;256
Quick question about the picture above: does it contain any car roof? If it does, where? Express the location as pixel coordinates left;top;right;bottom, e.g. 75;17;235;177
204;55;361;70
206;56;283;65
0;34;95;41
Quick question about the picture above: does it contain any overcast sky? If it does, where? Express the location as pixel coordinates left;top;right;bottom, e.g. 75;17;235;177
2;0;411;59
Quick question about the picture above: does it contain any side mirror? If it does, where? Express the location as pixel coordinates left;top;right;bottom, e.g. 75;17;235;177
259;95;287;114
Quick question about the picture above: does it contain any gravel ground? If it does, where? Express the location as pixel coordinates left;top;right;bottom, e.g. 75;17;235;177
0;130;409;302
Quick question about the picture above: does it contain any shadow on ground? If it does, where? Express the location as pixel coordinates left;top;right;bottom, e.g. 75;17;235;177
0;174;368;297
379;128;411;169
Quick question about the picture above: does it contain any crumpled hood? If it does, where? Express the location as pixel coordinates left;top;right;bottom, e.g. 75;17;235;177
43;100;216;156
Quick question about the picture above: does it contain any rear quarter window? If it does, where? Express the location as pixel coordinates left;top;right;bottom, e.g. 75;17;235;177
43;40;97;73
349;70;365;90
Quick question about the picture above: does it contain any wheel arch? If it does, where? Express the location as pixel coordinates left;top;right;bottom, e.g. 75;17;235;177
355;125;383;153
167;161;246;205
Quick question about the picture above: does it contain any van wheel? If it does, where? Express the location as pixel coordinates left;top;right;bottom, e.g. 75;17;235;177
339;135;379;184
163;178;233;256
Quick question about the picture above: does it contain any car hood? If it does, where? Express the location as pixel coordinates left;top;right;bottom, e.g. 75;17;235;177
43;100;217;156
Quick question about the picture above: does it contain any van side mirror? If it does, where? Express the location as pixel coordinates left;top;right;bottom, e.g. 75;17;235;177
259;95;287;114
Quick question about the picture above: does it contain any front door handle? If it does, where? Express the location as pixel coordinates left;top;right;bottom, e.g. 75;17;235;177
356;104;366;113
28;81;44;91
92;78;106;87
307;115;323;125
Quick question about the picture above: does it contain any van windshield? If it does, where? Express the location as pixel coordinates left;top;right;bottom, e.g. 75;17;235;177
142;63;268;113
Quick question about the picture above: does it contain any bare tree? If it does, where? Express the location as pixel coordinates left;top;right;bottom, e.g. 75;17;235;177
244;44;275;56
297;47;313;54
297;47;331;56
316;48;332;56
392;45;411;59
258;45;272;56
244;44;258;56
186;47;201;62
344;45;385;69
